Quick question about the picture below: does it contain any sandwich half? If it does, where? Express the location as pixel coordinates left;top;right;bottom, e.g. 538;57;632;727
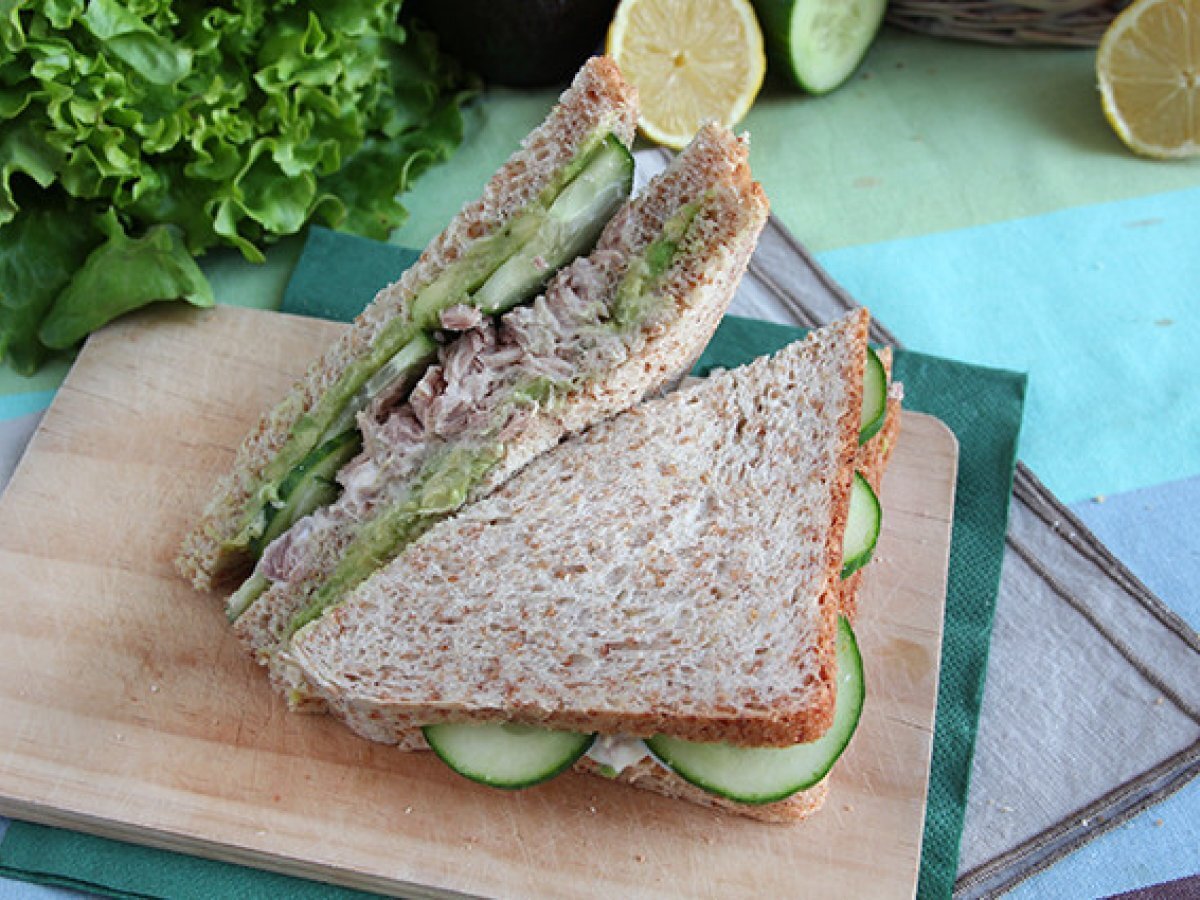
178;56;640;593
289;310;903;822
183;105;772;710
224;122;769;708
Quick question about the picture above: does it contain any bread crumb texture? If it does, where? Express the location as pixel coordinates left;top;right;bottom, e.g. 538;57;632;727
292;311;868;747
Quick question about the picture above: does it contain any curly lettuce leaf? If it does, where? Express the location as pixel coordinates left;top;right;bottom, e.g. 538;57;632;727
0;194;100;374
1;119;62;226
38;209;213;350
0;0;474;373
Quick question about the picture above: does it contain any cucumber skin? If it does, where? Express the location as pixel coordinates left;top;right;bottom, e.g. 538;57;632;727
752;0;805;89
249;429;362;558
841;472;881;579
422;725;596;790
751;0;885;95
858;346;888;445
645;617;866;805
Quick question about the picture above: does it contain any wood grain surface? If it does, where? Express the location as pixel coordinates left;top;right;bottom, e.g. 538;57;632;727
0;305;958;899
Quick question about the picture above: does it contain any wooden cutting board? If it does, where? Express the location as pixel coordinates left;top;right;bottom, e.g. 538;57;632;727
0;305;957;899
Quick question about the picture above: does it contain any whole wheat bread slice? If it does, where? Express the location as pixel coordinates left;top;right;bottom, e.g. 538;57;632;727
177;56;639;592
314;364;901;824
238;125;768;695
289;310;870;748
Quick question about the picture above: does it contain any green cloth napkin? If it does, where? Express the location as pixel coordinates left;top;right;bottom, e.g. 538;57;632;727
693;318;1025;900
0;226;1025;900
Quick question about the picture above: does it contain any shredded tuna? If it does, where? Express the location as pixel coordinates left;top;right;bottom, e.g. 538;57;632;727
341;244;676;516
260;515;320;583
439;303;484;331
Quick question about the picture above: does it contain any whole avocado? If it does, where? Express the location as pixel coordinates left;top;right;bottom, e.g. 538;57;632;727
410;0;618;87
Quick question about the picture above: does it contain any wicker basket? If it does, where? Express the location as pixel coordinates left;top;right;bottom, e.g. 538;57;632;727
886;0;1132;47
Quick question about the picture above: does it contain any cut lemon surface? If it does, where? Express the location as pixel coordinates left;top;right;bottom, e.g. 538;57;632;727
607;0;766;149
1096;0;1200;159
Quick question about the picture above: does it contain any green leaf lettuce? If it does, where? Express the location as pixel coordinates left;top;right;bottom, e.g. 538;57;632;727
0;0;473;373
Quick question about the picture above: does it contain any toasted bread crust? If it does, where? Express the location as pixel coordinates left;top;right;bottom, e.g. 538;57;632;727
177;57;639;592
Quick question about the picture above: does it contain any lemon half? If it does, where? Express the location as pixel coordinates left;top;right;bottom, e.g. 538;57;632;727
1096;0;1200;159
607;0;766;149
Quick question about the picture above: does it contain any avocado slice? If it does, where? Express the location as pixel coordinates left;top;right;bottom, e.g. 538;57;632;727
225;131;632;562
610;195;705;329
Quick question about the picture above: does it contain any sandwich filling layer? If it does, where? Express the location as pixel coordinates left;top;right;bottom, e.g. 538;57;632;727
238;195;709;636
226;131;634;563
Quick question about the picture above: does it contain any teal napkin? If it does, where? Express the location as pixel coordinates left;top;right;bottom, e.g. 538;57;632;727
694;318;1025;899
0;226;1025;900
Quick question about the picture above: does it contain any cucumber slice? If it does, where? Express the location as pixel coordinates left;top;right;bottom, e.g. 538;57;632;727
753;0;887;95
473;134;634;315
249;429;363;559
226;569;269;623
229;429;364;622
646;617;865;804
323;332;439;441
841;471;880;578
423;722;595;790
859;346;887;444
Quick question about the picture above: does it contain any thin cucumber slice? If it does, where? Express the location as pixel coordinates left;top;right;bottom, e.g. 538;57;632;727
323;332;439;441
646;617;865;804
249;429;362;559
841;471;881;578
859;346;887;445
227;570;269;623
423;722;595;790
473;134;634;315
229;431;363;622
406;129;613;327
753;0;887;94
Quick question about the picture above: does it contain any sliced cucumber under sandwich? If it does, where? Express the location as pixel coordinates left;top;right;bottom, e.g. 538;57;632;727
288;309;904;822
